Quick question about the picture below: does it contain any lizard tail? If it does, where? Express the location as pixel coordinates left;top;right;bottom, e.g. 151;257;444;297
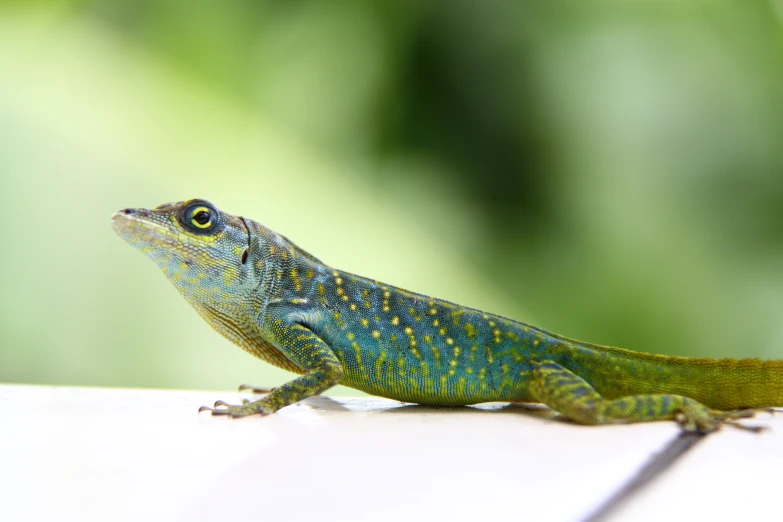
566;343;783;411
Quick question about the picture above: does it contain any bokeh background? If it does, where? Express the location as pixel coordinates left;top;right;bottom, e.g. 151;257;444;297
3;1;783;394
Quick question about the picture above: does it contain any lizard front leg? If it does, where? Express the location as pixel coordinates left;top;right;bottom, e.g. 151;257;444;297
200;323;343;417
528;360;759;432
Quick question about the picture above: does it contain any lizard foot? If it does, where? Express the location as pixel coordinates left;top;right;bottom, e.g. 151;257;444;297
676;405;719;433
198;399;275;417
676;404;768;433
238;384;276;395
720;408;771;433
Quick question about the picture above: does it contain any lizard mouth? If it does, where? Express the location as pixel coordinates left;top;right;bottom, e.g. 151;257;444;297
111;210;183;249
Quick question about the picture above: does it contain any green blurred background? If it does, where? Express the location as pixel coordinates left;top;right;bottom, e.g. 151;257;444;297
3;1;783;394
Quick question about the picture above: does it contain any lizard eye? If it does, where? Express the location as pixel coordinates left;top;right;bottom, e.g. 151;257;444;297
178;200;221;234
189;206;213;229
193;210;212;227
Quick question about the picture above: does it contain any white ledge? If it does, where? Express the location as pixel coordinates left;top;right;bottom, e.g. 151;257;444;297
0;384;780;522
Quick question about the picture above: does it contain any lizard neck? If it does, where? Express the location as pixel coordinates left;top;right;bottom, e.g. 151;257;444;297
244;218;329;323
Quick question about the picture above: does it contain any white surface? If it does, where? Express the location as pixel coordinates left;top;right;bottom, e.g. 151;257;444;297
613;412;783;521
0;385;780;522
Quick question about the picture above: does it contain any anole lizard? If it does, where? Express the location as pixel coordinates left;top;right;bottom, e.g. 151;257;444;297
112;199;783;432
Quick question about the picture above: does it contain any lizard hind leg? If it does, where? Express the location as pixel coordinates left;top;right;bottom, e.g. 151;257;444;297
528;360;755;433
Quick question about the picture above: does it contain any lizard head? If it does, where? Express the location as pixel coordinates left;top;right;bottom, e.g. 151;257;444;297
111;199;262;312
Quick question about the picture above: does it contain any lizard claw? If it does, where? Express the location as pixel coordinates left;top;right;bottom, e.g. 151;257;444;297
198;406;229;415
238;384;276;394
197;400;234;415
724;420;767;433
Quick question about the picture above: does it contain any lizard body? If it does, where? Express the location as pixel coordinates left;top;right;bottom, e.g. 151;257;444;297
112;199;783;431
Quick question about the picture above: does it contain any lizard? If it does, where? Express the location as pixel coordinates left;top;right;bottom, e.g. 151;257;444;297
111;198;783;432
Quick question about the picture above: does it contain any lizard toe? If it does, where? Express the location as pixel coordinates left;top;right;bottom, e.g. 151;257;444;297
238;384;276;394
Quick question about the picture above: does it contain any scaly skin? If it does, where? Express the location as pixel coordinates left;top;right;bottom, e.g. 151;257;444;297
111;199;783;432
